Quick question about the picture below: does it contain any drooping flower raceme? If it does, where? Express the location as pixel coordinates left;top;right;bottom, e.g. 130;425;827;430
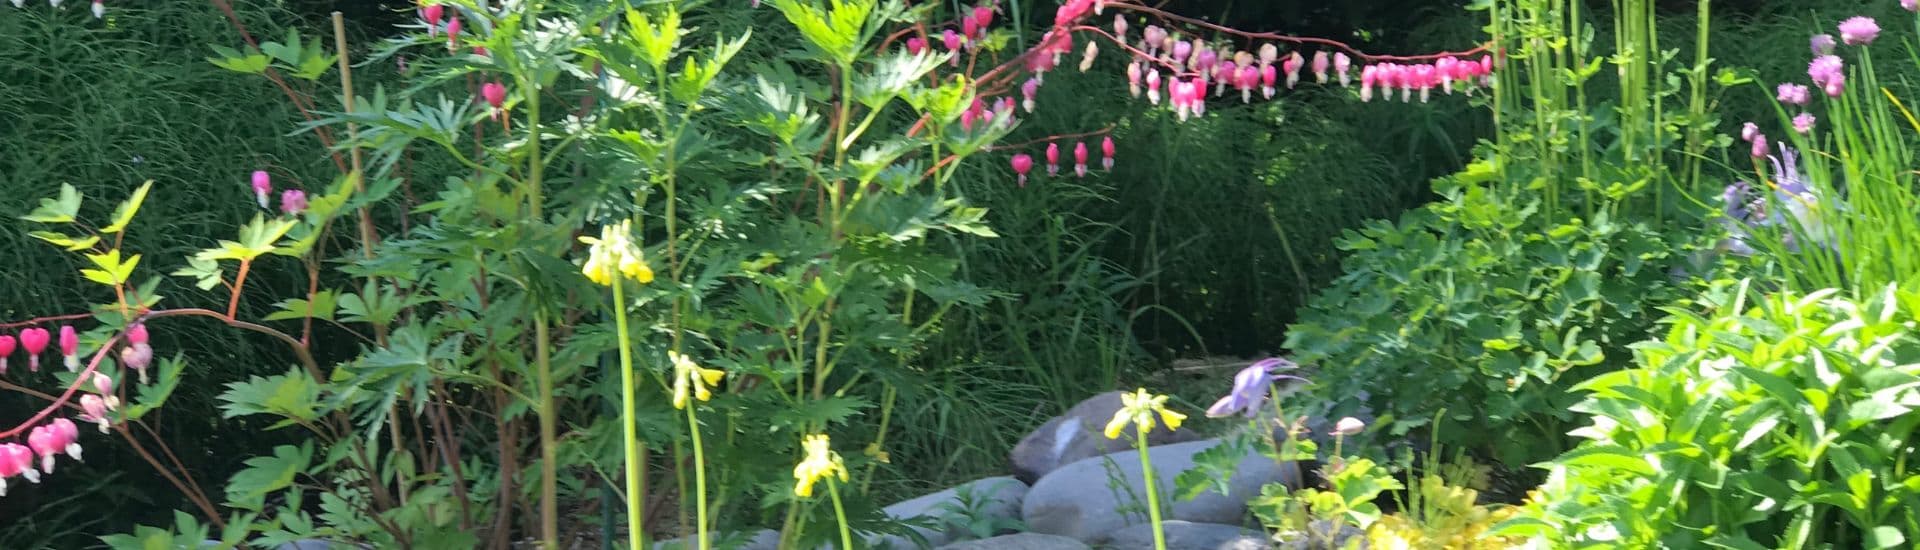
1103;388;1187;439
579;220;654;286
792;434;848;498
668;351;726;410
1838;16;1880;46
1205;357;1308;418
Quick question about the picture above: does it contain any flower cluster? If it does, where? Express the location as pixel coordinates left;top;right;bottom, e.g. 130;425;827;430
1008;136;1114;186
8;0;108;19
578;220;654;286
792;434;847;498
1102;388;1186;439
246;170;309;216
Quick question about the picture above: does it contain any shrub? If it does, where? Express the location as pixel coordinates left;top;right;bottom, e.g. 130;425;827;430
1509;281;1920;548
1284;162;1709;467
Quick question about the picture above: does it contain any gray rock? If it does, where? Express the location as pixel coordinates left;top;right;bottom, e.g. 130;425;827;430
1271;521;1364;550
1022;439;1301;544
1010;392;1203;484
652;529;780;550
1105;521;1272;550
870;477;1029;549
935;533;1090;550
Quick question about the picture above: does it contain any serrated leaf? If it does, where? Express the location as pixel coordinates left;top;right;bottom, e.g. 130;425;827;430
23;183;83;223
224;444;311;512
264;291;340;322
102;181;154;234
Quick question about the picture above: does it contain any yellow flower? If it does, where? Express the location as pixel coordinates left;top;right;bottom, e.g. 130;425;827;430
1103;388;1187;439
579;220;653;286
792;434;847;498
669;351;726;409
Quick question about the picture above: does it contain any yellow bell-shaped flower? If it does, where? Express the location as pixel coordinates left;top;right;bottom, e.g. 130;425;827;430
579;220;653;286
1103;388;1185;439
792;434;847;498
669;351;726;409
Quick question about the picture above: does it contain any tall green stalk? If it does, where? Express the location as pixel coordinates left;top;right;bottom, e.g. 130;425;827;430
1136;425;1168;550
612;279;645;550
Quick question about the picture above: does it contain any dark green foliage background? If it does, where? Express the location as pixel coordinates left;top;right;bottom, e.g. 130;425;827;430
2;0;1915;545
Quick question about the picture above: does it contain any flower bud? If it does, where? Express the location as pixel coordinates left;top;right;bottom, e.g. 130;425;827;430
1045;143;1060;176
1073;141;1089;177
251;170;272;208
1101;136;1115;170
0;335;14;375
281;189;309;216
19;328;49;372
1333;417;1365;436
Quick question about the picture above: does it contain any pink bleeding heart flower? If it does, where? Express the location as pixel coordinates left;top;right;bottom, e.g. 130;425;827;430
51;419;81;462
121;323;152;384
1258;43;1278;67
1023;78;1041;112
1011;154;1033;187
943;29;963;66
1101;136;1115;170
251;170;272;208
81;395;112;432
59;325;78;372
1143;26;1165;56
906;37;926;55
1171;40;1192;65
19;328;49;372
90;0;101;18
1360;64;1378;102
1311;51;1330;84
445;17;461;52
91;371;113;398
482;81;507;121
1233;64;1257;102
1146;68;1162;105
0;442;38;495
1073;142;1089;177
473;46;490;58
28;425;60;474
1113;15;1128;44
1838;16;1879;46
1282;52;1303;89
422;3;443;33
974;6;995;30
1045;143;1061;176
1126;62;1143;98
0;335;14;375
1260;64;1277;99
1334;53;1352;87
1194;45;1217;74
281;189;308;216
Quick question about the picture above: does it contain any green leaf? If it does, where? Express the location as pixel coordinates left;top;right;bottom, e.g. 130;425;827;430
264;291;340;322
1867;526;1906;549
207;45;271;74
224;444;312;512
28;230;100;252
101;181;154;234
218;369;323;426
23;183;83;223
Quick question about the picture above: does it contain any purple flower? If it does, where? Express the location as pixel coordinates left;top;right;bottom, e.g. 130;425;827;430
1205;358;1308;418
1793;113;1816;134
1776;83;1810;106
1839;16;1880;46
1809;55;1845;87
1811;34;1836;55
1824;73;1847;97
1904;0;1917;13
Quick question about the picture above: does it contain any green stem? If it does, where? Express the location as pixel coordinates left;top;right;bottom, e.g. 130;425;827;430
827;478;855;550
613;280;645;550
1137;425;1167;550
688;404;710;550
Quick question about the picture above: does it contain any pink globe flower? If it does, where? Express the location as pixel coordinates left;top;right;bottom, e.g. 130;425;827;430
1810;34;1836;55
1905;0;1918;13
1751;133;1769;159
281;189;309;216
1839;16;1880;46
1741;122;1759;142
1793;112;1816;134
1776;83;1810;106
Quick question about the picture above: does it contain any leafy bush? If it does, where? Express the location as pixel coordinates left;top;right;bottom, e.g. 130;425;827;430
1510;281;1920;548
1285;164;1707;466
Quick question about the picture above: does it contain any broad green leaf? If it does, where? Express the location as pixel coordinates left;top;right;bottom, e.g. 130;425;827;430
28;230;100;252
207;45;271;74
224;444;312;511
1866;527;1906;549
264;291;340;322
102;181;154;234
23;183;83;223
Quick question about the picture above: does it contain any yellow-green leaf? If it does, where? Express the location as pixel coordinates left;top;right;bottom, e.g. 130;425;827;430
102;181;154;234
